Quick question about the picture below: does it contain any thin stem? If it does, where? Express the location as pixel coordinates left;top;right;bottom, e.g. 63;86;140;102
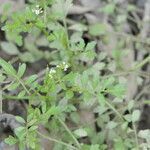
3;94;30;100
15;75;31;95
15;75;43;104
44;0;47;24
133;123;139;150
0;89;2;114
79;88;124;121
103;71;131;79
2;70;43;105
103;56;150;79
63;18;70;50
105;100;124;121
131;56;150;71
109;30;150;45
57;117;81;149
37;131;77;150
134;85;149;101
67;18;149;45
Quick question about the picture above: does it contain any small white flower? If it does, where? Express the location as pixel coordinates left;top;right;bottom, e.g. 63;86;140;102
56;62;69;71
49;68;56;74
62;62;69;71
49;74;53;78
57;62;69;71
49;68;56;78
56;65;60;68
64;64;69;71
32;5;43;15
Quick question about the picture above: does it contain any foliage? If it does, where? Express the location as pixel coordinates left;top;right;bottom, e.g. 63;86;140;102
0;0;149;150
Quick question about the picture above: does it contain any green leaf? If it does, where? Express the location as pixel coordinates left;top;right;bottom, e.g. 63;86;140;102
138;130;150;139
66;90;74;99
1;42;19;55
132;110;141;122
85;41;96;51
28;119;37;127
52;0;73;20
90;145;99;150
19;52;35;62
70;112;80;124
0;74;6;82
100;3;115;14
15;116;26;124
35;19;45;28
106;121;118;129
117;14;127;24
114;138;125;150
121;122;128;130
29;125;38;131
108;84;125;98
25;75;38;85
14;126;26;140
29;140;36;149
74;128;87;137
6;32;23;46
41;101;47;113
45;106;60;116
97;93;105;106
127;4;136;11
42;106;60;123
89;23;107;36
84;50;96;61
8;82;20;91
69;23;87;32
124;114;132;122
83;92;93;101
18;90;26;98
18;142;26;150
0;58;16;75
128;100;134;111
4;135;18;146
17;63;26;78
102;77;115;89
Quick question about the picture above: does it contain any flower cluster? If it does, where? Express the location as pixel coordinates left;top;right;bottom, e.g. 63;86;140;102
48;62;69;79
48;68;56;78
56;62;69;71
32;5;43;15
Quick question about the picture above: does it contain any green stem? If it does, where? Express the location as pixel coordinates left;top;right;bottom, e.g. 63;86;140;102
57;117;81;149
15;75;31;95
15;75;43;106
37;131;77;150
3;94;30;100
0;89;2;114
105;100;124;121
13;75;33;107
131;56;150;71
109;31;150;45
63;18;70;50
133;123;139;150
103;56;150;79
44;0;47;24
